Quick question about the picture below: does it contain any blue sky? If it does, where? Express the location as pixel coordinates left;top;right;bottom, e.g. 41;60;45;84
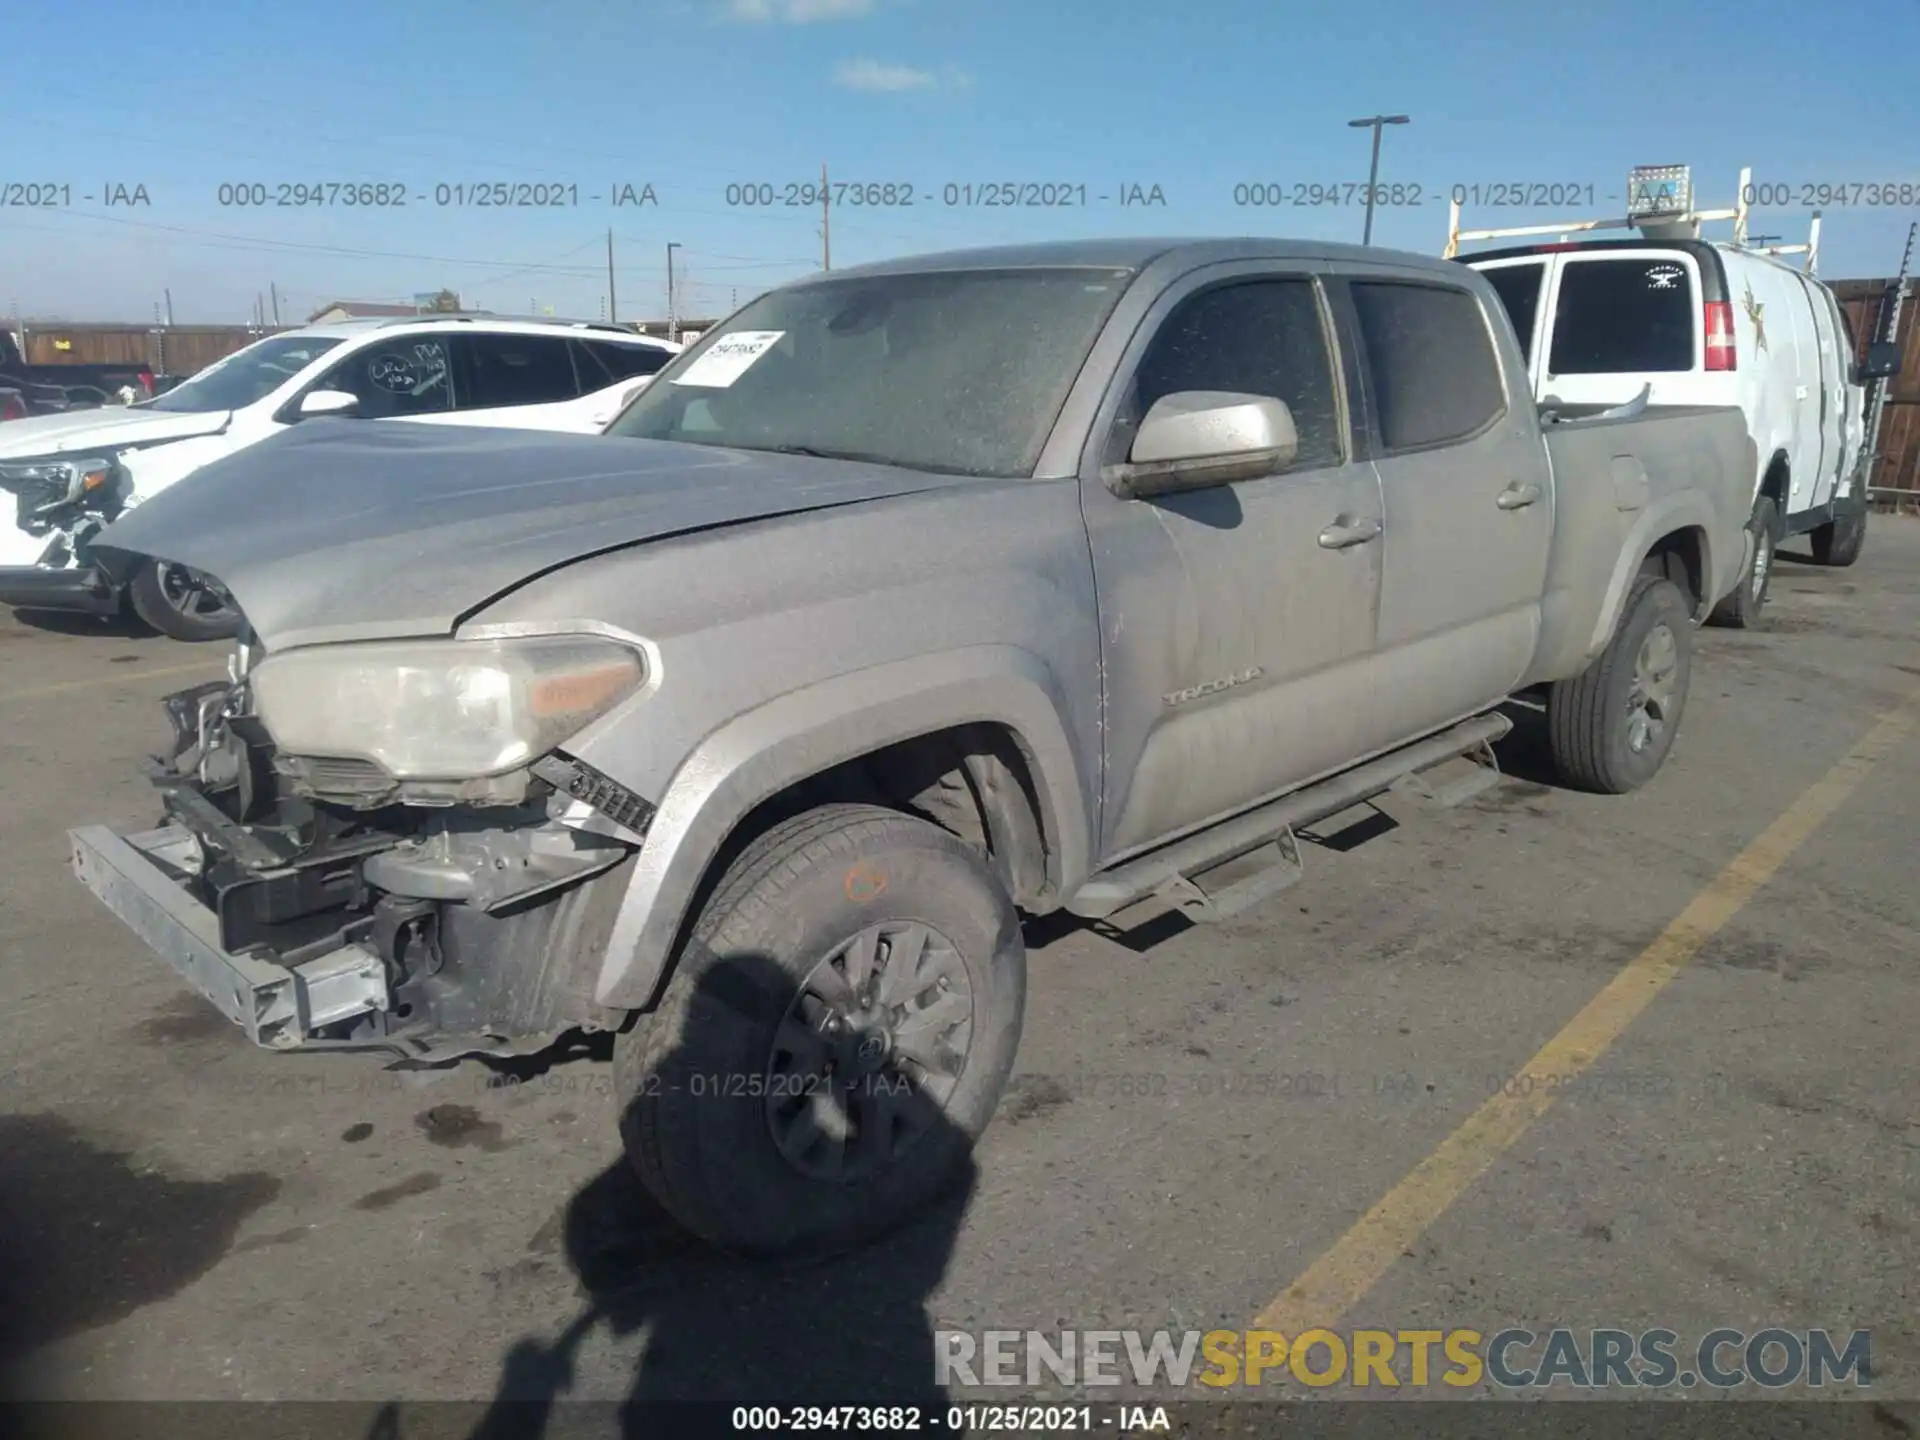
8;0;1918;323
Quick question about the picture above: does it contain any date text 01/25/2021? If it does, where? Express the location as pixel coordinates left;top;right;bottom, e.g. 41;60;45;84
723;182;1168;208
211;182;660;208
1231;182;1603;208
727;1404;1170;1432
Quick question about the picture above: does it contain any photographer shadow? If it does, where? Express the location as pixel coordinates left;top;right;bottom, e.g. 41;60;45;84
463;951;978;1440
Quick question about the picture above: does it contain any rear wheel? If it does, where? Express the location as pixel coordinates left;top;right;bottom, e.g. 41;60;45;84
1707;494;1778;630
614;803;1026;1255
1809;502;1867;567
1547;573;1693;794
127;557;241;642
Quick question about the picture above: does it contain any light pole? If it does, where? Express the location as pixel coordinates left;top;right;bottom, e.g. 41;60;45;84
665;242;682;342
1347;114;1410;246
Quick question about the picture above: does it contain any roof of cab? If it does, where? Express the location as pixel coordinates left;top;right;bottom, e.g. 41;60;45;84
806;236;1470;282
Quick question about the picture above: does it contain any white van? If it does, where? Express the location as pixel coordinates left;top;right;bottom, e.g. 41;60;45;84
1463;239;1880;627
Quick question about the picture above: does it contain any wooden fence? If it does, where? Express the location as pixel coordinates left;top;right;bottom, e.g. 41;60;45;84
1833;279;1920;510
15;324;288;377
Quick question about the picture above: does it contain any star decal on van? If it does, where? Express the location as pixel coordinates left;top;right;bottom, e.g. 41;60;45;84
1743;283;1768;355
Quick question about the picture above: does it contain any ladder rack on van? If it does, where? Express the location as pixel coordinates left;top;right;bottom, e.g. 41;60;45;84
1444;165;1823;276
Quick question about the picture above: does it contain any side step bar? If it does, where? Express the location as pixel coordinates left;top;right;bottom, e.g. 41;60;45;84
1066;713;1512;924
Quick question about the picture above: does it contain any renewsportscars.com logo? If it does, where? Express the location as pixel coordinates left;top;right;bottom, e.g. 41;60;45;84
935;1327;1874;1391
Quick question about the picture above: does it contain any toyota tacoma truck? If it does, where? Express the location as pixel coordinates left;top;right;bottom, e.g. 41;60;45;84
71;239;1755;1255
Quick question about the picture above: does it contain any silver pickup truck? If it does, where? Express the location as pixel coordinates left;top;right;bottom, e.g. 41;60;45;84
73;239;1754;1254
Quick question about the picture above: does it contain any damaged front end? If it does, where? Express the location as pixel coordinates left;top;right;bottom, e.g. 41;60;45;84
69;632;655;1061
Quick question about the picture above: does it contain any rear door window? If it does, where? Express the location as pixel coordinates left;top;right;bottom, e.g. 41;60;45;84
1349;281;1506;451
1478;262;1547;363
455;334;582;409
1547;258;1696;374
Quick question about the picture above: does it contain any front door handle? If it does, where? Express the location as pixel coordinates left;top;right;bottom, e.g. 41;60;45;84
1496;482;1543;510
1317;516;1382;549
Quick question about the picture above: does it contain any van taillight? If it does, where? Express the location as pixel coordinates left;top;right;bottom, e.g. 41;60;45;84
1704;301;1737;371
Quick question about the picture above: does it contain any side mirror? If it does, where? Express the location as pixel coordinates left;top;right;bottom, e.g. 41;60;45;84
1103;391;1298;500
1854;340;1902;383
296;388;360;419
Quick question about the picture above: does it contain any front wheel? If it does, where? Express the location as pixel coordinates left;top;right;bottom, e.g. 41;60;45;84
1809;502;1867;568
614;803;1026;1255
1547;573;1694;794
126;558;241;642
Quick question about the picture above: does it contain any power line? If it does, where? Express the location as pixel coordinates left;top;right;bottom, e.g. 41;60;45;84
15;209;809;276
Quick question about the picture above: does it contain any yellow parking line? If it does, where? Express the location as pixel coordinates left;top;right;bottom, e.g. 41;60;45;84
1253;685;1920;1337
5;658;227;702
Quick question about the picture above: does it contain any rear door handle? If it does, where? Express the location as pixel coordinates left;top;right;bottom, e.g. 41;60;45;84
1317;516;1382;549
1496;482;1543;510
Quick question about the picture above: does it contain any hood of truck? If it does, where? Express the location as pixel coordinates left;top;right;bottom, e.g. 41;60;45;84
0;405;231;458
93;419;966;651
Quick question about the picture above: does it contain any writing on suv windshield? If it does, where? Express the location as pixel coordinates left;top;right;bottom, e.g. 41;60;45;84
147;335;345;413
608;267;1132;477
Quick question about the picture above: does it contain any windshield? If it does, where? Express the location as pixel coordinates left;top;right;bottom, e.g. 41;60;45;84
607;267;1133;476
146;334;345;413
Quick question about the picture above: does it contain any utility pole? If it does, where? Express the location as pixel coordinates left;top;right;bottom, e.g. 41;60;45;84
821;161;831;271
606;228;617;324
164;288;174;326
1347;114;1410;246
270;282;281;326
1863;220;1917;507
666;242;682;342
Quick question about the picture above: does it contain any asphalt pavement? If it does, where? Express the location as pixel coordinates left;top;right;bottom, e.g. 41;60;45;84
0;520;1915;1427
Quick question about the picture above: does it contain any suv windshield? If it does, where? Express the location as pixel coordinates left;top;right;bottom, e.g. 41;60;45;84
146;334;345;413
607;267;1133;476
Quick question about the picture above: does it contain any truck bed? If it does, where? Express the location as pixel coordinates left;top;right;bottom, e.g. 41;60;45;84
1527;403;1756;684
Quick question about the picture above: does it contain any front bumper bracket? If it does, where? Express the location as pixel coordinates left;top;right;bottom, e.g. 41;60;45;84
69;823;389;1050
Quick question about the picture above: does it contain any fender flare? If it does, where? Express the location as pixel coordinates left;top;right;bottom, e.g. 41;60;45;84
591;643;1093;1010
1586;491;1723;658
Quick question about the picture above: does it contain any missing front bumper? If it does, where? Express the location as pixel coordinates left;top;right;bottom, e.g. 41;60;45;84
69;823;389;1050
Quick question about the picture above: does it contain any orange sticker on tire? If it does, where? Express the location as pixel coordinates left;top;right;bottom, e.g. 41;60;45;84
844;863;888;903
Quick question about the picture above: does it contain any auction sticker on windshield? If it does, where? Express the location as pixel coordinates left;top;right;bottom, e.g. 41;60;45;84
671;330;785;388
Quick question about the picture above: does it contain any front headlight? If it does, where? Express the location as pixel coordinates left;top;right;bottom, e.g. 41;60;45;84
250;635;646;779
0;455;119;507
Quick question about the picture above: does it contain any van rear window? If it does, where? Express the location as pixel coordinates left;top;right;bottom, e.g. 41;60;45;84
1547;259;1695;374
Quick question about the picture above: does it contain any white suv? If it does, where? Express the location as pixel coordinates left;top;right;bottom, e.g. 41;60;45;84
0;316;680;638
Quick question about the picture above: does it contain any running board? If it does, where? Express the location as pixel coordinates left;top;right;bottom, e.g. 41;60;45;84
1389;736;1504;809
1067;713;1513;924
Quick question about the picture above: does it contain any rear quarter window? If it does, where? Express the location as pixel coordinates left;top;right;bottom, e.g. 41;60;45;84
1548;259;1696;374
587;339;674;383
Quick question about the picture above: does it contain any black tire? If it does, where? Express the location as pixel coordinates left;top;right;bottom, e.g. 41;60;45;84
614;803;1026;1255
1809;502;1867;568
126;557;241;642
1706;494;1778;630
1547;572;1693;794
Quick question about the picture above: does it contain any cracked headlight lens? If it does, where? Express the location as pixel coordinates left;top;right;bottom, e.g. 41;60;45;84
250;635;645;779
